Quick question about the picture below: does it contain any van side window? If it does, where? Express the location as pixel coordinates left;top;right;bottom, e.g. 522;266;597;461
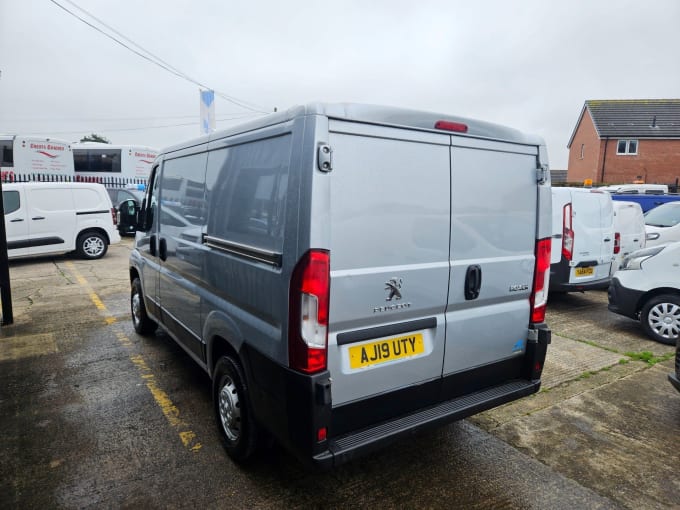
3;191;20;214
206;134;292;253
160;153;208;229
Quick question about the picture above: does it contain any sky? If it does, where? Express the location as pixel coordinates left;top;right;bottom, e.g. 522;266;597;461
1;0;679;170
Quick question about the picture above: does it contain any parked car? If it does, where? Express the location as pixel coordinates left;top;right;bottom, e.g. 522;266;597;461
106;187;145;235
2;181;120;260
550;187;614;292
610;201;646;275
608;242;680;345
129;103;553;468
645;202;680;247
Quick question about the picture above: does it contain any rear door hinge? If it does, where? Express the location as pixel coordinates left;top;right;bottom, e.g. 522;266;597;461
317;144;333;172
536;165;549;184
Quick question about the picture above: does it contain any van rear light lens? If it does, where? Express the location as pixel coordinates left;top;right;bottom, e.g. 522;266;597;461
111;207;118;225
562;203;574;261
434;120;468;133
289;250;330;374
614;232;621;254
530;238;551;324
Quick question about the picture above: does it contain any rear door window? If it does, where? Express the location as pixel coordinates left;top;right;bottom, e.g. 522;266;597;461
205;134;292;253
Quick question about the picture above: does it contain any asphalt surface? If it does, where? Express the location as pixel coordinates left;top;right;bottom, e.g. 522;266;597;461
0;238;678;509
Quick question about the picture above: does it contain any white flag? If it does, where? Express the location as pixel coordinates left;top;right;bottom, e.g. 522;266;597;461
200;89;215;134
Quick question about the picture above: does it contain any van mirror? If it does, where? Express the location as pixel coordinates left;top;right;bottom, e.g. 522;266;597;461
118;199;140;230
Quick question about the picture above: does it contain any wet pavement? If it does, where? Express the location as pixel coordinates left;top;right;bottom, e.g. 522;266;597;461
0;238;678;509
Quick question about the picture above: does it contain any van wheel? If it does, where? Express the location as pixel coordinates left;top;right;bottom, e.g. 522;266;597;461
76;231;108;259
640;294;680;345
131;278;157;335
213;355;258;463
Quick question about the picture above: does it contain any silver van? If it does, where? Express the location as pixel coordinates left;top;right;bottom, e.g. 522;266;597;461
129;103;552;468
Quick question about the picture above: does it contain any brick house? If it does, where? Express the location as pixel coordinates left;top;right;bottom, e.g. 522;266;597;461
567;99;680;187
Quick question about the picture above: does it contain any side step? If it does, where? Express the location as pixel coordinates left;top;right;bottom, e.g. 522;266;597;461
322;379;539;467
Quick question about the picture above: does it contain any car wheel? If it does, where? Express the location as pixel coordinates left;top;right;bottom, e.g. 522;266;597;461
76;231;108;259
131;277;157;335
213;355;258;463
640;294;680;345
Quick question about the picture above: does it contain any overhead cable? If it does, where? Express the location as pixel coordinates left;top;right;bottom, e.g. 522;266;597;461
48;0;271;114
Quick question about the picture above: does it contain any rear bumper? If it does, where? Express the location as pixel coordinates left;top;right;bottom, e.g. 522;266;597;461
550;258;610;292
245;325;550;469
319;378;539;468
669;373;680;393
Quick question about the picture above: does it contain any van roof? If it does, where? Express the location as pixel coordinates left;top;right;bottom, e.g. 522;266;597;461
162;102;544;154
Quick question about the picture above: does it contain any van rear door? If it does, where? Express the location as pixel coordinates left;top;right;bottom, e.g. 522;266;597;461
443;142;538;376
325;121;451;406
568;191;613;283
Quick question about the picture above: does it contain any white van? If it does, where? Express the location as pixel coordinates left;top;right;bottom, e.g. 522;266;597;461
611;201;646;274
550;187;614;291
2;182;121;259
598;183;668;194
129;103;553;468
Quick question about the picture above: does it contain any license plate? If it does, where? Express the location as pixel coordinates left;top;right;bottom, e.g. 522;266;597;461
575;266;594;277
348;333;424;369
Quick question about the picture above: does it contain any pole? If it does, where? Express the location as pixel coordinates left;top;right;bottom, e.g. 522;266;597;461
0;178;14;325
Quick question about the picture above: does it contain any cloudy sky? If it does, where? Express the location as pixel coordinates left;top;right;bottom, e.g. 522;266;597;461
1;0;679;169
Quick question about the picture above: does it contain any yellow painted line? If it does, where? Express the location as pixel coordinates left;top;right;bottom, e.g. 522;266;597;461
64;262;202;452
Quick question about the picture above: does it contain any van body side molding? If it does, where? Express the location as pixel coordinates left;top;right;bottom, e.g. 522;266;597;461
203;235;282;267
76;210;110;215
8;237;65;250
336;317;437;346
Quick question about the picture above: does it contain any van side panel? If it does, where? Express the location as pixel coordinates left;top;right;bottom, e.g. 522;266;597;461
326;121;451;406
444;145;537;375
202;121;303;366
25;187;76;255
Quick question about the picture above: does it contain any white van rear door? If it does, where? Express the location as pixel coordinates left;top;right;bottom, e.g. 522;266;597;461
326;122;450;406
568;191;612;282
444;143;538;375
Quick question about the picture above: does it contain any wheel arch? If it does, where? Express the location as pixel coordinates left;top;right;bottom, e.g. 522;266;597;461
77;227;111;245
204;310;246;379
637;287;680;315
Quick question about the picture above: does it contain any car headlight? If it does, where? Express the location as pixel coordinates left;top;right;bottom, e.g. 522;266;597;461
646;232;660;241
620;245;665;270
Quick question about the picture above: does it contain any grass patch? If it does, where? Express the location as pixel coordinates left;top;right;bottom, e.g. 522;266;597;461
623;351;674;365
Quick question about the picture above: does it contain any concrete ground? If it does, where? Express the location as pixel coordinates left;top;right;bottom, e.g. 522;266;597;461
0;238;678;509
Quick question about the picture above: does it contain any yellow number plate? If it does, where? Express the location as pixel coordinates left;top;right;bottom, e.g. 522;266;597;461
348;333;424;369
575;267;594;277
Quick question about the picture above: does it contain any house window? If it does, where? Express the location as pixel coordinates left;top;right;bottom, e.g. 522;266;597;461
617;139;638;155
580;144;585;159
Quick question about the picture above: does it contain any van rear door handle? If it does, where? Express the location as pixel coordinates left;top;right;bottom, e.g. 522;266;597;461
603;238;611;242
31;216;45;220
159;238;168;261
465;265;482;300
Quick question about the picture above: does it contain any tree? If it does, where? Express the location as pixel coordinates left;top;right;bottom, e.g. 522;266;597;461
80;133;110;144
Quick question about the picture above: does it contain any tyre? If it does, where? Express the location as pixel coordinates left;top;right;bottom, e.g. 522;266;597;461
640;294;680;345
130;277;157;335
76;231;108;259
213;355;258;463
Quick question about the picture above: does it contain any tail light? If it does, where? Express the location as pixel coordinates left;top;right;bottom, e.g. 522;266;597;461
111;207;118;225
614;232;621;254
562;203;574;261
530;238;551;324
289;250;330;374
